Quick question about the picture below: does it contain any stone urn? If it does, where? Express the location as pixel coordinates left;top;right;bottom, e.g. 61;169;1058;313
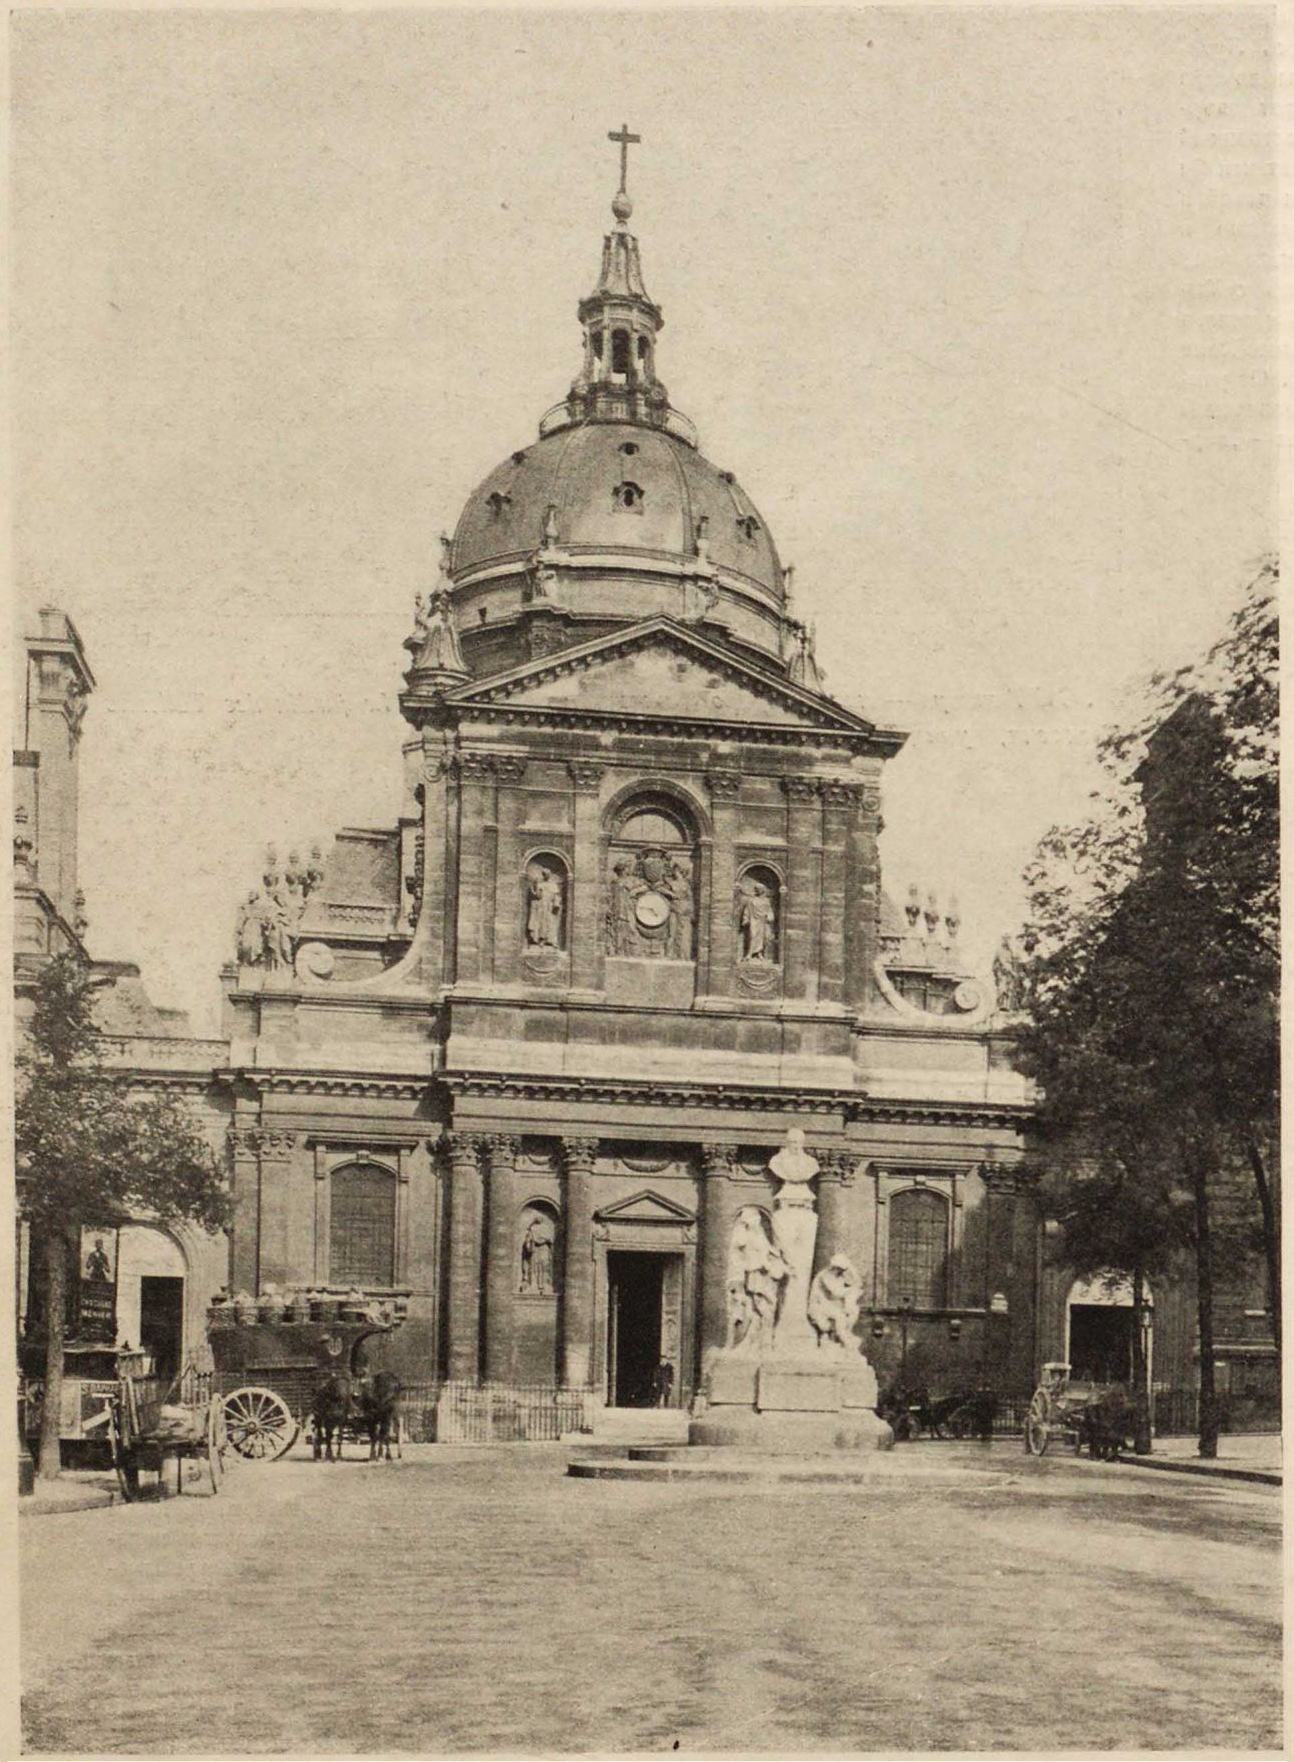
231;1290;257;1327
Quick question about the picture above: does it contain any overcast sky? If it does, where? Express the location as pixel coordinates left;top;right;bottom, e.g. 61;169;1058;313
11;6;1274;1036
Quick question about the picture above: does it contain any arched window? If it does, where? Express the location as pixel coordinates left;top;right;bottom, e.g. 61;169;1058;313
612;481;644;512
887;1187;948;1309
611;329;631;375
330;1162;396;1287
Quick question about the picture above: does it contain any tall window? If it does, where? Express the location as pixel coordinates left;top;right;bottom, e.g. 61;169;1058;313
330;1163;396;1287
888;1187;948;1308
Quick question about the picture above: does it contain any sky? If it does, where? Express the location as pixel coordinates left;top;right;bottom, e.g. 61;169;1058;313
11;6;1275;1036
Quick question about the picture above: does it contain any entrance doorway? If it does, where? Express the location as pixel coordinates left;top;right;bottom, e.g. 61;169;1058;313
1068;1305;1133;1384
139;1276;185;1385
606;1252;665;1407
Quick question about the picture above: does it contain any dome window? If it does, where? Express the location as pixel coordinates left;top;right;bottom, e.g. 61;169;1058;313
737;514;760;542
486;490;512;519
511;450;528;466
613;481;644;513
591;329;604;360
619;442;639;457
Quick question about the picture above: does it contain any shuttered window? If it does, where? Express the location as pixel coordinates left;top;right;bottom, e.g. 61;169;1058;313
329;1164;396;1287
888;1188;948;1309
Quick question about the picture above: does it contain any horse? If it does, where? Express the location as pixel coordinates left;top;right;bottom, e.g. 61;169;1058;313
311;1373;352;1462
354;1369;402;1461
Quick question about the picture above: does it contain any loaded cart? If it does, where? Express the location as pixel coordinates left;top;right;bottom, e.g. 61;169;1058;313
206;1288;409;1462
1023;1361;1137;1460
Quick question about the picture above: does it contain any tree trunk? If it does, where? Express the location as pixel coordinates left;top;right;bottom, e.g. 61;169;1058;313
1130;1262;1152;1454
37;1230;69;1481
1244;1133;1280;1360
1191;1154;1219;1460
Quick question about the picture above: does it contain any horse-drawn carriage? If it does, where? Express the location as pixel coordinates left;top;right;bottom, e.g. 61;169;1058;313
1023;1361;1137;1460
205;1290;408;1463
879;1384;998;1442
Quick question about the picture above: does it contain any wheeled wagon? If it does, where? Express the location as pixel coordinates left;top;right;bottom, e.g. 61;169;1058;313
1023;1361;1136;1460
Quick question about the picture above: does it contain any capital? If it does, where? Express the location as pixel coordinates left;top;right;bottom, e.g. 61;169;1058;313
484;1133;520;1170
445;1133;486;1173
456;752;496;782
568;760;605;792
980;1160;1023;1195
560;1136;599;1174
781;777;818;803
700;1141;737;1176
494;756;527;784
820;781;861;809
816;1150;856;1186
706;772;743;802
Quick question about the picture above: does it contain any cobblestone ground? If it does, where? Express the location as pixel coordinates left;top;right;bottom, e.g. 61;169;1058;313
19;1443;1281;1755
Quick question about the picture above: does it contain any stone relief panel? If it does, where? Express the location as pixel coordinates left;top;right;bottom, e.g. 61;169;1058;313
606;846;696;959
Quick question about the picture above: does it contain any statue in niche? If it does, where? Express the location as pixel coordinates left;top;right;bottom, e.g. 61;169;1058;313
520;1212;556;1295
807;1255;864;1352
606;848;695;959
735;873;777;961
724;1207;791;1357
525;861;564;950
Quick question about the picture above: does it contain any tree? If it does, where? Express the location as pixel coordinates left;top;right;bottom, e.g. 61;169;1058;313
1016;561;1278;1459
16;955;228;1480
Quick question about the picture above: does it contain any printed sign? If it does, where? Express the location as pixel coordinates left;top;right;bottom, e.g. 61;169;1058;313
77;1225;118;1340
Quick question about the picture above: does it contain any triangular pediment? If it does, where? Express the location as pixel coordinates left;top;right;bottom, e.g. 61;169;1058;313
448;619;900;743
595;1188;696;1226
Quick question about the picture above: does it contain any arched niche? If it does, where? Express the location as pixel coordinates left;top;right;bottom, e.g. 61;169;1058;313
734;862;783;965
518;1200;560;1298
521;851;569;955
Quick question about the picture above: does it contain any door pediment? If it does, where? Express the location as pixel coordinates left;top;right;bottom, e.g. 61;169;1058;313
595;1189;696;1227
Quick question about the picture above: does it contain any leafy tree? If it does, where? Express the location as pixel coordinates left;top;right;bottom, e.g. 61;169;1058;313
1016;561;1277;1458
16;955;228;1480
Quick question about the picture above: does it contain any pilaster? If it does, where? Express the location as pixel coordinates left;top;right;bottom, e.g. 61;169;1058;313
703;773;742;998
454;753;495;983
227;1124;261;1293
845;781;883;1009
782;779;820;1002
491;758;528;983
818;784;858;1005
568;763;605;994
250;1130;298;1291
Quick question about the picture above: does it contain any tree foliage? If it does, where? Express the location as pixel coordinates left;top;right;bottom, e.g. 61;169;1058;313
16;954;229;1478
1015;561;1278;1451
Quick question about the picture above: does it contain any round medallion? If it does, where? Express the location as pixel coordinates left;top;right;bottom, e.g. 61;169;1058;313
634;889;671;930
953;980;983;1013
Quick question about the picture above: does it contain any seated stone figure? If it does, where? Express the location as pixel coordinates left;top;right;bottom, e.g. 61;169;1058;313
806;1254;864;1352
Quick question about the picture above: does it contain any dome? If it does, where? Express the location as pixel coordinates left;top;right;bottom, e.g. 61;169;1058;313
451;421;783;602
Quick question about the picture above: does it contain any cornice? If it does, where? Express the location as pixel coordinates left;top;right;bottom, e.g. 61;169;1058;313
446;702;900;753
224;1071;431;1100
850;1100;1033;1130
441;1069;859;1115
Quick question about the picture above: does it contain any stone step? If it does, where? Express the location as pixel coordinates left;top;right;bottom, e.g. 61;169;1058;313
568;1407;690;1445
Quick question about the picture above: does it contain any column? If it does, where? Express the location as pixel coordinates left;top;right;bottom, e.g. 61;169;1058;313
454;753;495;983
568;763;605;994
812;1150;856;1278
445;1134;485;1381
844;780;882;1010
698;1142;740;1373
560;1136;598;1387
819;784;858;1005
483;1134;519;1382
491;758;528;982
703;773;742;998
782;779;821;1003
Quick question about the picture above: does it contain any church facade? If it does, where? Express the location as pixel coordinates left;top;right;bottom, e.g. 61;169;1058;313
220;161;1039;1408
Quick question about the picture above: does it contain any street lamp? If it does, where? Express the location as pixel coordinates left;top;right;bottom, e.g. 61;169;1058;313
1135;1300;1154;1454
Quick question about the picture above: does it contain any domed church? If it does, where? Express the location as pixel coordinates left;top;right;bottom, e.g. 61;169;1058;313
223;137;1035;1415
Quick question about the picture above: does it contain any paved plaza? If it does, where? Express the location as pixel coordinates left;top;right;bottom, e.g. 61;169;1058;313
20;1443;1282;1755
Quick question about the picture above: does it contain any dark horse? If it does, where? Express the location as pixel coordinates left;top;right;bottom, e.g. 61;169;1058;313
311;1373;352;1462
355;1370;402;1461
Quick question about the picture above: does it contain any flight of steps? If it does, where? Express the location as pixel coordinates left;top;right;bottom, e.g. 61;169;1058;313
561;1406;690;1447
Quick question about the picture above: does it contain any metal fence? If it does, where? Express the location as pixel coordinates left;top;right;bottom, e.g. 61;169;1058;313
397;1381;597;1444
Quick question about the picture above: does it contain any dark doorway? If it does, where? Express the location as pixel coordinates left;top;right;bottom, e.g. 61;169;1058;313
139;1276;184;1386
1069;1305;1134;1384
607;1252;663;1407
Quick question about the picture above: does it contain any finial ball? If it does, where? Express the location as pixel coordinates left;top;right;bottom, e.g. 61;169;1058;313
611;189;634;222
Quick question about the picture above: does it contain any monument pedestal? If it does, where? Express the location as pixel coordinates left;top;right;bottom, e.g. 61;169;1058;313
690;1349;893;1454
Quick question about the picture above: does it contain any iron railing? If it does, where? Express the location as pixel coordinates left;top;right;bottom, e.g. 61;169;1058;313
397;1380;597;1444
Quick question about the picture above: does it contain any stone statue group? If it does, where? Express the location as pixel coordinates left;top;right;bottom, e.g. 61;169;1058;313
236;845;325;971
724;1206;863;1358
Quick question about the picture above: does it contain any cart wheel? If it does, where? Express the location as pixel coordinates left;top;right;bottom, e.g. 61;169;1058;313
1024;1415;1050;1456
221;1386;299;1461
108;1403;138;1501
205;1396;226;1493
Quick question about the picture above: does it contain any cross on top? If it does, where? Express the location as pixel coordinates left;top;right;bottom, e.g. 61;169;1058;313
608;123;641;193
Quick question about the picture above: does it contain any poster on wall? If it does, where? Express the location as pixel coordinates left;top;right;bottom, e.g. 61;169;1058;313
77;1225;118;1340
